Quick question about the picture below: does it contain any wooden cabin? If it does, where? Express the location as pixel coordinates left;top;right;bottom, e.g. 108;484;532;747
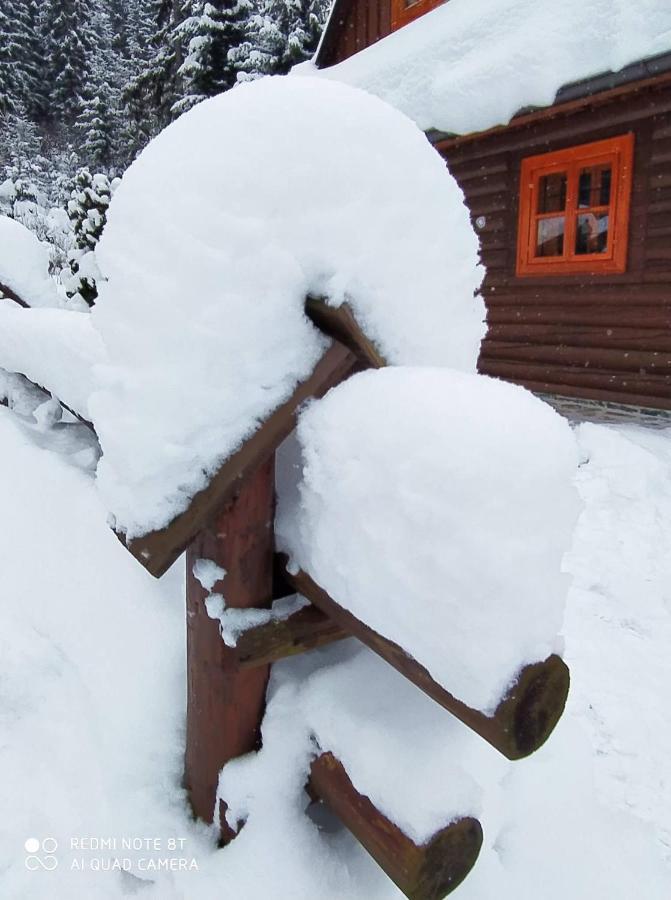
314;1;671;421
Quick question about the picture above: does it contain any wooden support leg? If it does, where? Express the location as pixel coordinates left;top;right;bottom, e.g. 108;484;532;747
184;457;275;841
309;752;482;900
281;558;570;760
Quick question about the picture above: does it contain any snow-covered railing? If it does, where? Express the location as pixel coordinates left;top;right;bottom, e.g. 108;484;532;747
168;296;572;900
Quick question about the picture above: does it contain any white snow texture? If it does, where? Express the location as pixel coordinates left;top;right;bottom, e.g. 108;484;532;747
0;215;62;308
278;367;581;711
90;75;484;538
309;0;671;134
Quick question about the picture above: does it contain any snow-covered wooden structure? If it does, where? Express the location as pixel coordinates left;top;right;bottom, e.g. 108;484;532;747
116;295;570;899
314;0;671;418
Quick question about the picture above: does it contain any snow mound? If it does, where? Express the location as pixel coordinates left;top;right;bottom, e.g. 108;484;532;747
0;215;62;308
0;301;105;419
309;0;671;134
277;367;581;712
91;75;484;538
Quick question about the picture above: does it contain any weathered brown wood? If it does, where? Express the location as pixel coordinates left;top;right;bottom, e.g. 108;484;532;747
281;559;570;760
124;342;357;578
309;752;483;900
0;281;30;308
232;603;349;669
479;358;671;399
481;341;671;373
486;323;671;352
305;296;387;368
184;458;275;841
515;379;671;412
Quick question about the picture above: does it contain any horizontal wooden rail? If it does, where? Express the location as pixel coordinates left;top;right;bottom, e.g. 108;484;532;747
309;752;482;900
232;603;349;669
280;557;569;760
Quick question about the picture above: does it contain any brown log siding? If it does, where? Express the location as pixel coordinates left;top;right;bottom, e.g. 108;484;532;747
440;81;671;411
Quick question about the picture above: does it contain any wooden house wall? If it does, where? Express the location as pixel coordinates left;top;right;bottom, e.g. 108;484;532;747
319;0;392;65
439;80;671;411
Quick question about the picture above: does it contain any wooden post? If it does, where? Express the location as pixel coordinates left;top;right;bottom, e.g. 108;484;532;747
310;752;483;900
184;456;275;841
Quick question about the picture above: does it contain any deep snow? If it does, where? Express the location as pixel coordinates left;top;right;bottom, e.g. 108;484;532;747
0;405;669;898
277;367;580;712
307;0;671;135
90;75;484;539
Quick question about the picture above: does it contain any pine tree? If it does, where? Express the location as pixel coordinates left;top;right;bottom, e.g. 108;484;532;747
41;0;96;125
0;3;23;115
75;92;113;169
231;0;329;81
123;1;188;133
173;0;251;115
66;167;114;305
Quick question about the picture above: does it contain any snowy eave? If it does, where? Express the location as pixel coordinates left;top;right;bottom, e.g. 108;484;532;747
305;0;671;136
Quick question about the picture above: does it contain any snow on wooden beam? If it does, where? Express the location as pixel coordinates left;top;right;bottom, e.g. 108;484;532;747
309;751;483;900
232;604;349;669
123;341;358;578
305;296;387;368
280;558;570;760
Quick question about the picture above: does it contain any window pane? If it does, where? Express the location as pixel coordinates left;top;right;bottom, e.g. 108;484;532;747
578;165;611;208
536;216;565;257
575;212;609;254
537;173;567;213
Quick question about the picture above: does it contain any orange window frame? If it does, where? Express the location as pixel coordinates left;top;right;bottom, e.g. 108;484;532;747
391;0;443;31
516;133;634;277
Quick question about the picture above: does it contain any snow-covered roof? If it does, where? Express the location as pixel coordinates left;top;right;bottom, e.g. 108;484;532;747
305;0;671;135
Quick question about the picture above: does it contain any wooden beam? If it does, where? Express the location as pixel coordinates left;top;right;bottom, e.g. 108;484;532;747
184;458;275;841
305;296;387;368
233;603;349;669
309;752;482;900
124;342;357;578
281;559;570;760
0;281;30;308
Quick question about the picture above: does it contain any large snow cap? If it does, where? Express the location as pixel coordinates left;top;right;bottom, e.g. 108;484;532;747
92;75;484;538
0;216;61;308
310;0;671;135
277;367;581;712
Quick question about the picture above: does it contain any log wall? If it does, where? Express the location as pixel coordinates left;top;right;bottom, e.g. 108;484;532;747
439;79;671;410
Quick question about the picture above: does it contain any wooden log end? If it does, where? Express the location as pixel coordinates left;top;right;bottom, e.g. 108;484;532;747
495;654;570;759
415;816;483;900
310;752;482;900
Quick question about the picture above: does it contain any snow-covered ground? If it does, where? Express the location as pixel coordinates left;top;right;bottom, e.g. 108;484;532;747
0;403;669;899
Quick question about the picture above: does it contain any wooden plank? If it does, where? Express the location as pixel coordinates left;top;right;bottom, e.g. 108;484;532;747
479;358;671;399
305;296;387;368
233;603;349;669
511;378;671;412
123;342;357;578
310;752;482;900
184;458;275;840
481;341;671;373
485;323;671;352
486;306;671;327
281;559;570;760
0;281;30;308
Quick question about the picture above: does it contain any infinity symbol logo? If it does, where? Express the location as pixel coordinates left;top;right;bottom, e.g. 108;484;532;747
24;837;58;871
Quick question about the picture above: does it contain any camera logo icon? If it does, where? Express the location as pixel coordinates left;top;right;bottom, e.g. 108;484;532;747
24;837;58;871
